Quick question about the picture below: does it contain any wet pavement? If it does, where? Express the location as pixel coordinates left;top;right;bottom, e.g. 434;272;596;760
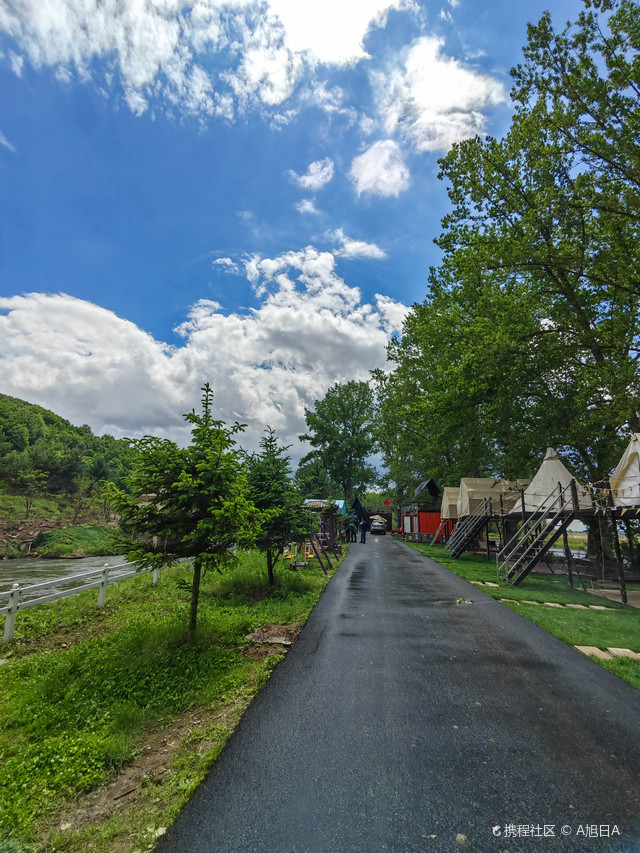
156;536;640;853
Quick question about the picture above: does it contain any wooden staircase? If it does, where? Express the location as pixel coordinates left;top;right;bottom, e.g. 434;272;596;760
444;499;492;559
497;481;579;585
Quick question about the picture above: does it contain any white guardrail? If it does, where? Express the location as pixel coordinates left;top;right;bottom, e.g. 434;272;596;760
0;560;161;643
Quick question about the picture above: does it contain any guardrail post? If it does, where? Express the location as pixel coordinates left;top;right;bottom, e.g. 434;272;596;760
97;567;108;608
3;584;20;643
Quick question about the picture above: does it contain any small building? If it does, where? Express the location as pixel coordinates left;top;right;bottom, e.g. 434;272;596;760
400;510;451;542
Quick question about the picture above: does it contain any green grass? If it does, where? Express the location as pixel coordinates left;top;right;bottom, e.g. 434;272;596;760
407;542;640;688
0;491;103;526
0;547;343;852
31;524;127;558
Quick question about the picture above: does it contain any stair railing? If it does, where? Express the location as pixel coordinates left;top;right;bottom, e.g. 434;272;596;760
445;498;491;557
496;480;577;582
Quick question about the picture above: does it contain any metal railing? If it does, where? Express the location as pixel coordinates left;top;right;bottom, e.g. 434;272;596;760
444;498;491;558
496;481;577;582
0;560;162;643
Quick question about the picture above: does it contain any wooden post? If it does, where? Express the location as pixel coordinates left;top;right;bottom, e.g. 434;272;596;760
97;566;109;609
562;528;575;588
606;480;627;605
485;498;492;561
3;584;20;643
569;479;579;512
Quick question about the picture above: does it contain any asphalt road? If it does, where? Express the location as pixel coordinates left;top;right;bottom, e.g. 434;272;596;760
157;536;640;853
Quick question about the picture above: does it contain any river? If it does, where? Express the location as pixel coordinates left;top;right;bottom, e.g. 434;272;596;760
0;554;130;596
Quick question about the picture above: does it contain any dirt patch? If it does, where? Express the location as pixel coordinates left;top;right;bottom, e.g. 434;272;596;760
246;622;301;644
53;702;242;835
243;623;302;659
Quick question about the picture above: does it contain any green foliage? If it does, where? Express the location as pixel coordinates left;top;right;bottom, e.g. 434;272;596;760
294;455;340;500
32;525;127;558
0;393;137;501
107;384;260;634
9;468;48;518
375;0;640;487
246;428;312;584
299;380;377;503
0;551;337;849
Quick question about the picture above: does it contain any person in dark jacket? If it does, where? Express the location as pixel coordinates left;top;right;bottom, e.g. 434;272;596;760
359;519;368;543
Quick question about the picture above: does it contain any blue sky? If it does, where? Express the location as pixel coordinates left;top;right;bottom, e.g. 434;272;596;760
0;0;584;457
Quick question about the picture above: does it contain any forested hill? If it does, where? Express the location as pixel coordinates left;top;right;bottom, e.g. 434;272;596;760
0;393;137;495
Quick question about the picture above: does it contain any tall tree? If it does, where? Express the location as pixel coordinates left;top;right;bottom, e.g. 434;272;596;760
293;455;340;500
246;428;312;585
108;384;259;636
379;0;639;486
299;381;377;503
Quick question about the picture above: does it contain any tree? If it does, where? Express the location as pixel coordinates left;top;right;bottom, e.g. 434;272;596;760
293;456;340;500
299;381;377;503
377;0;640;487
107;384;259;636
10;468;47;518
246;428;312;584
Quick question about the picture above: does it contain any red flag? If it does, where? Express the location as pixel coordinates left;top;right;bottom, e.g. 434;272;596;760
383;499;391;505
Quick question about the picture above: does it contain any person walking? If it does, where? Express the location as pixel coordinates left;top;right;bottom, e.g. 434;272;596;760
359;519;367;543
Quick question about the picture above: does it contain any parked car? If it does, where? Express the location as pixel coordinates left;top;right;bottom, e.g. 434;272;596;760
370;519;387;535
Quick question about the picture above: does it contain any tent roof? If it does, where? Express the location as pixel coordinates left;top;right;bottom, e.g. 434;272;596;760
516;448;590;513
440;487;460;520
611;434;640;508
457;478;529;517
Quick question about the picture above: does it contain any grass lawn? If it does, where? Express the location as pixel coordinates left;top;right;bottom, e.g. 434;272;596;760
405;541;640;692
0;548;342;852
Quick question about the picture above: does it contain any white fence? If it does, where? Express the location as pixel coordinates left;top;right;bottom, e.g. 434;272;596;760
0;560;161;643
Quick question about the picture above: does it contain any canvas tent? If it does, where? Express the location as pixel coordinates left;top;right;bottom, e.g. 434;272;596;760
457;478;528;518
440;487;460;520
611;434;640;508
515;448;591;513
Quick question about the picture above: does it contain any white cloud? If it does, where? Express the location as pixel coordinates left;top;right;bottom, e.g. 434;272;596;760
0;131;16;152
288;157;335;190
8;50;24;76
349;139;410;197
0;265;407;457
327;228;387;260
213;257;242;274
0;0;416;121
373;36;506;152
295;198;320;215
268;0;416;65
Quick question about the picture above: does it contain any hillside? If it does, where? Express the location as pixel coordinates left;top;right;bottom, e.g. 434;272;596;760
0;394;136;556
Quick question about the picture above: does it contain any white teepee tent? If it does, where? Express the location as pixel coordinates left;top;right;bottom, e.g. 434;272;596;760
440;487;460;520
611;434;640;508
516;448;591;513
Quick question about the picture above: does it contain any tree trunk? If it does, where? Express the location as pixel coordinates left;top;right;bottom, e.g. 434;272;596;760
189;558;202;636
